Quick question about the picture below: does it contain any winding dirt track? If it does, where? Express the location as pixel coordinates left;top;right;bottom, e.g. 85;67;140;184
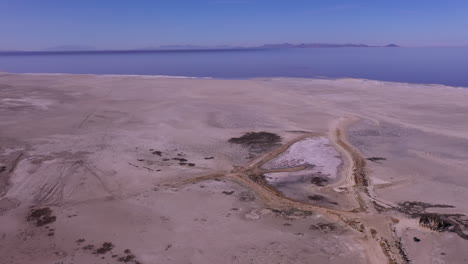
167;118;413;264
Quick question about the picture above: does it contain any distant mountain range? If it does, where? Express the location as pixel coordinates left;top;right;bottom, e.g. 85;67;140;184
45;43;400;51
259;43;399;48
0;43;400;53
137;43;400;50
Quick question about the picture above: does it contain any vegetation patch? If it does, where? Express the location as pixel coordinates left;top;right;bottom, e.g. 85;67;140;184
397;201;454;217
398;201;468;240
118;254;136;263
310;176;329;186
366;157;386;163
270;207;313;219
93;242;115;255
309;223;336;233
27;207;56;227
419;214;455;232
228;132;282;153
238;190;256;202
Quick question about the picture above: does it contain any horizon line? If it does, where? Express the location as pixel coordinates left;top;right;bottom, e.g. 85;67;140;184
1;42;402;53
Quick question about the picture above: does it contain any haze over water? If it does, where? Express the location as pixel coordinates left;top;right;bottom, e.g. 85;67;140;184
1;47;468;87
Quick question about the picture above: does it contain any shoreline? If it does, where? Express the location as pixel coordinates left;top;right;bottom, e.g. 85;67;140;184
2;71;468;90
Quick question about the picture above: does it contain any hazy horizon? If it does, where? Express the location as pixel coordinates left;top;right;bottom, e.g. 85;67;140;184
1;42;404;52
1;0;468;50
4;43;468;52
4;42;468;52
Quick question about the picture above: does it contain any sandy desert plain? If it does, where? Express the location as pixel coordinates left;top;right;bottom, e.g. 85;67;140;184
1;73;468;264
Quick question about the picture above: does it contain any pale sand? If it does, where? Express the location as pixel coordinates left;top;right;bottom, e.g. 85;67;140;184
1;73;468;263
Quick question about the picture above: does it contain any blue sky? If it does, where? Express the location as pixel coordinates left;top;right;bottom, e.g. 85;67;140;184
1;0;467;50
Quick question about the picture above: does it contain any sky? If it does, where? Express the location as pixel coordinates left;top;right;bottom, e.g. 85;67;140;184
1;0;468;50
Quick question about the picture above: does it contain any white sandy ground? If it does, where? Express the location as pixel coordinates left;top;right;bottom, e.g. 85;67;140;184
262;137;342;178
0;73;468;263
261;137;345;205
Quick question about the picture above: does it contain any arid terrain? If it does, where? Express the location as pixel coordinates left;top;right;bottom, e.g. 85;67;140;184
1;73;468;264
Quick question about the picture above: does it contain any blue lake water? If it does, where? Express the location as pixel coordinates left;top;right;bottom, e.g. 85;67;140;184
1;47;468;87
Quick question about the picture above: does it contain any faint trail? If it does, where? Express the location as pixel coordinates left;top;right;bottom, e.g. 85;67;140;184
82;163;115;199
33;160;84;205
76;84;114;129
0;152;25;197
77;112;94;128
8;153;24;174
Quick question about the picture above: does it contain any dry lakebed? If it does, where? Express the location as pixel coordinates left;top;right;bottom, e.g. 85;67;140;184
1;73;468;263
